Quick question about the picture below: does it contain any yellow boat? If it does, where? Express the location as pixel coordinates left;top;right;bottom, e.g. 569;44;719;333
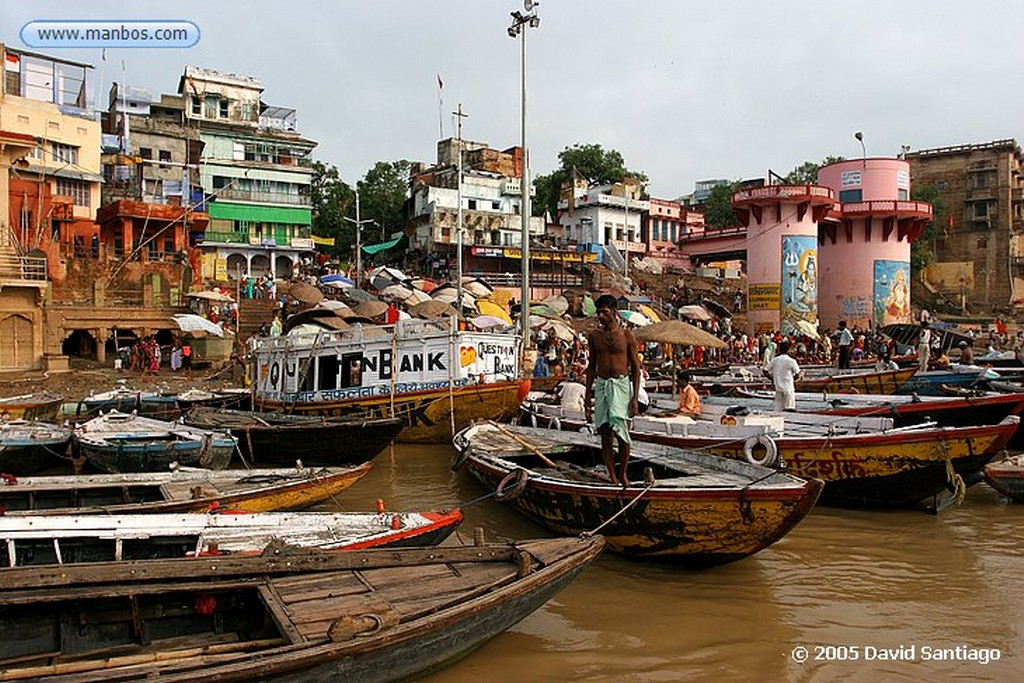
0;464;372;516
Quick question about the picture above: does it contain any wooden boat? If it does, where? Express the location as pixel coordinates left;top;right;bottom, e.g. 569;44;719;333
519;400;1019;510
76;387;182;420
453;422;822;564
895;366;999;396
699;366;917;397
0;535;603;682
250;318;526;443
720;389;1024;447
0;420;73;475
0;392;63;422
0;508;464;567
0;463;372;516
983;453;1024;502
184;406;403;467
75;410;237;473
174;387;253;411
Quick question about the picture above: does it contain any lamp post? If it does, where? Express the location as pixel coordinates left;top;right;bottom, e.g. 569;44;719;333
855;131;866;167
343;189;376;288
508;0;540;358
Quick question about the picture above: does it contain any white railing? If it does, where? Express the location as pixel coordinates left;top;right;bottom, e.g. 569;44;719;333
0;254;47;281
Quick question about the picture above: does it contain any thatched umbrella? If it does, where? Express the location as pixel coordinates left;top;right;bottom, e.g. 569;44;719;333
353;300;389;319
634;319;727;348
288;281;324;306
410;299;459;320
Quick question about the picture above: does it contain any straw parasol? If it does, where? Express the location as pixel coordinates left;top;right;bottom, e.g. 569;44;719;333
634;319;727;348
410;299;459;319
288;281;324;305
353;300;389;319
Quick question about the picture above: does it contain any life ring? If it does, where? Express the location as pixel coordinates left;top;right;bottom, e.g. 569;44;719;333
495;468;530;502
550;417;562;431
743;435;778;467
450;447;470;472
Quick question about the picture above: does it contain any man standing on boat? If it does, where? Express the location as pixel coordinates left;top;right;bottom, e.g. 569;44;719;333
766;340;802;411
585;295;641;486
917;322;932;373
837;320;854;369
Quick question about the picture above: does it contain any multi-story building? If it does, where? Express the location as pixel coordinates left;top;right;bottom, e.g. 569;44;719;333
905;139;1024;311
642;197;704;270
179;66;316;281
559;180;648;269
408;138;544;279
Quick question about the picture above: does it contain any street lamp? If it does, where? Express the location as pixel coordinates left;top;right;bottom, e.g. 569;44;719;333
509;0;540;359
855;131;866;167
343;189;377;287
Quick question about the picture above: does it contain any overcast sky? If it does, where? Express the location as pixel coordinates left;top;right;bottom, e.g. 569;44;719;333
5;1;1024;198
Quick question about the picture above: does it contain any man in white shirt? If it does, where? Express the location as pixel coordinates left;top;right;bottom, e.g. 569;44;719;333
766;341;802;411
917;322;932;373
837;320;854;369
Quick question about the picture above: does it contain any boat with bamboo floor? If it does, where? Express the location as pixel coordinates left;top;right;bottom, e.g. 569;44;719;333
184;406;402;467
452;422;821;565
0;535;604;682
74;410;237;473
0;420;72;474
0;463;372;516
0;508;463;567
250;318;525;443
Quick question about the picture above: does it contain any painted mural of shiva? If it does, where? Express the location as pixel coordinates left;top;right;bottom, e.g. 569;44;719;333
791;250;817;313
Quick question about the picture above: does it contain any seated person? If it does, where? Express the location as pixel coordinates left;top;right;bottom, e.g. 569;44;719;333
928;348;951;370
532;354;550;378
677;372;702;417
874;353;899;371
957;340;975;365
557;377;588;413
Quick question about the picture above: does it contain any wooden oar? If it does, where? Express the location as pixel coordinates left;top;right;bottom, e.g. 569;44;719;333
485;420;562;469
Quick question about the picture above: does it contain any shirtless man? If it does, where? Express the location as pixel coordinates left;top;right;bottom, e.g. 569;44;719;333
585;294;641;486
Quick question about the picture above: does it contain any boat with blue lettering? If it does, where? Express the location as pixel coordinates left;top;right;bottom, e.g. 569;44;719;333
251;318;525;443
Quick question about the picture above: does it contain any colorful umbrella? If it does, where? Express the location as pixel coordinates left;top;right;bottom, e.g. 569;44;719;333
477;300;512;325
639;304;662;323
620;310;652;327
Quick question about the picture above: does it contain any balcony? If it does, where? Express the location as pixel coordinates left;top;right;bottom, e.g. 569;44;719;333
214;187;310;206
201;231;249;244
0;254;48;283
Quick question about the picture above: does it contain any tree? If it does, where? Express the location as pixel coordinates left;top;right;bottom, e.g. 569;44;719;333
784;156;846;184
702;181;742;229
310;161;354;258
533;143;648;218
356;160;413;245
910;182;945;272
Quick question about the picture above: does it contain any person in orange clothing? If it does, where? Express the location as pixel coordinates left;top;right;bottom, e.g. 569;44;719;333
677;372;702;417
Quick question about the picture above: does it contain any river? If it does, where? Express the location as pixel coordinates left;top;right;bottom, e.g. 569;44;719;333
330;443;1022;683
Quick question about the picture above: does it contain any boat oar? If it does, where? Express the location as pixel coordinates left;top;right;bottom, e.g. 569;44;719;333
486;420;561;469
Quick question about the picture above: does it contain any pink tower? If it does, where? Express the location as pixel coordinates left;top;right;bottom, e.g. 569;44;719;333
732;185;835;336
816;159;933;331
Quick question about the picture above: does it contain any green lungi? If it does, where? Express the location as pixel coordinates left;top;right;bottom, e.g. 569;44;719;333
593;376;632;445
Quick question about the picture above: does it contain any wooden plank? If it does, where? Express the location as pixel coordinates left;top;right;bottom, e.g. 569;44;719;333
0;578;265;605
271;572;369;601
257;583;306;644
0;544;517;591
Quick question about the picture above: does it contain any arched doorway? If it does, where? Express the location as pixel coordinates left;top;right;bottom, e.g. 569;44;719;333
61;329;98;360
275;254;294;280
251;254;271;278
226;253;248;280
0;314;35;370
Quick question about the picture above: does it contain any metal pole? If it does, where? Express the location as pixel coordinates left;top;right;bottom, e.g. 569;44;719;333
455;103;467;316
520;23;531;356
355;188;361;287
624;192;629;283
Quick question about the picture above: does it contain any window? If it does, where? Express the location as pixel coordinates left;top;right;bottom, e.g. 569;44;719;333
28;143;43;159
492;201;500;211
839;189;863;203
468;199;477;210
139;147;152;160
51;143;78;164
897;189;909;200
55;178;90;207
975;202;988;218
219;99;229;118
191;97;201;115
158;150;171;162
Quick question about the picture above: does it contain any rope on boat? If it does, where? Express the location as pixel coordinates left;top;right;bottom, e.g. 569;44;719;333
945;457;967;506
583;481;655;538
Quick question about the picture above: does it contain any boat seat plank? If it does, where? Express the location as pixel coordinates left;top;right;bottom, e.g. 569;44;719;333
272;571;369;599
362;566;516;607
355;563;459;590
258;583;306;644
